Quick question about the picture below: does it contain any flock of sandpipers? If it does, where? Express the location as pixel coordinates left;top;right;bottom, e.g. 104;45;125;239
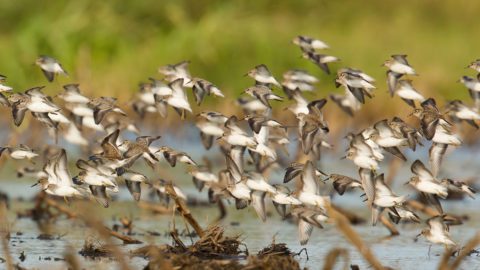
0;36;479;255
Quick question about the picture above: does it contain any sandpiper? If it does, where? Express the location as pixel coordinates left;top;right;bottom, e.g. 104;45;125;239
116;167;149;201
244;85;283;108
195;111;226;149
163;78;192;118
284;162;327;184
369;119;408;161
0;74;13;92
383;54;416;96
57;84;90;104
326;174;362;195
16;166;47;179
416;215;457;253
388;117;423;151
155;146;197;167
335;70;375;104
187;165;219;191
441;179;476;199
88;97;127;125
408;160;448;213
270;184;302;219
371;173;407;225
0;144;38;163
189;77;224;105
246;64;280;87
151;179;187;205
219;116;258;149
344;135;379;171
291;206;328;245
295;161;330;211
445;100;480;129
410;98;443;140
35;55;68;82
281;69;318;97
302;51;339;74
120;135;161;168
293;35;329;51
33;149;87;201
158;60;192;86
393;80;425;107
429;142;447;178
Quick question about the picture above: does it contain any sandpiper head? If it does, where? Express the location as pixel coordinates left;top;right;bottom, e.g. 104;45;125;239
459;75;471;83
162;146;173;152
186;166;197;175
245;68;257;77
301;52;311;60
244;87;254;96
382;59;394;68
414;229;428;241
409;108;423;118
368;132;380;141
32;178;50;190
406;176;419;186
292;36;301;46
35;56;46;65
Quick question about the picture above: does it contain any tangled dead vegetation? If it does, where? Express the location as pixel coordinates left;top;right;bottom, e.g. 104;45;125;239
134;225;304;270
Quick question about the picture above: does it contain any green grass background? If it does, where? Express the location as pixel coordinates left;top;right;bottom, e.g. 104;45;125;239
0;0;478;106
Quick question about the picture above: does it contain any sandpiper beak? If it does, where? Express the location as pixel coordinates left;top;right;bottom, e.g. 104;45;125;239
414;233;422;242
340;156;346;160
31;182;39;187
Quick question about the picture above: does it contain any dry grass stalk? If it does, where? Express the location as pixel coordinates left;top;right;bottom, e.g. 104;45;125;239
0;201;14;270
63;246;80;270
439;232;480;270
322;248;350;270
76;205;133;270
137;201;172;214
379;215;399;236
165;183;204;238
326;205;386;270
332;204;366;225
406;200;440;217
40;196;142;244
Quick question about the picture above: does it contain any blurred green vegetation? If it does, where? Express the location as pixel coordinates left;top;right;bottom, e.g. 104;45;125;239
0;0;479;105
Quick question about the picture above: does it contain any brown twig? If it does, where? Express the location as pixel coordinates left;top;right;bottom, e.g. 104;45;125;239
327;205;385;270
322;248;350;270
442;232;480;270
0;201;13;270
165;183;204;238
380;215;399;236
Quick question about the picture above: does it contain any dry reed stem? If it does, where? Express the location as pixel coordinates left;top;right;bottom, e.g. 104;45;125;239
0;201;13;270
322;248;350;270
63;246;80;270
137;201;172;214
76;205;133;270
326;205;385;270
438;232;480;270
407;200;440;217
165;183;205;238
379;215;399;236
42;196;142;244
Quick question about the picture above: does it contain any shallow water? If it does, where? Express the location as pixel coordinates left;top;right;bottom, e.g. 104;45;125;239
2;182;480;270
1;129;480;269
